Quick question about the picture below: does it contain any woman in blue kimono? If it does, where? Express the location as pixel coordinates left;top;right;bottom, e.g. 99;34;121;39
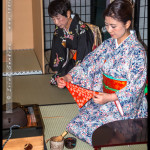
57;0;147;146
48;0;94;85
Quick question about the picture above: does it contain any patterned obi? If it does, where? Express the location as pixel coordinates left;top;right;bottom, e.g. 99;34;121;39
103;73;127;93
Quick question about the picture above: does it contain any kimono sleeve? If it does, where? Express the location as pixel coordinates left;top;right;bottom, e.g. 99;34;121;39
68;42;108;89
49;30;67;72
75;24;94;64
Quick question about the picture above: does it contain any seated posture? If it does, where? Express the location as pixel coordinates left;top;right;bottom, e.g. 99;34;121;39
57;0;148;146
48;0;94;85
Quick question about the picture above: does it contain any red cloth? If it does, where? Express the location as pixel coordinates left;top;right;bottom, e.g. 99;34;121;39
66;81;124;117
103;74;126;117
66;82;98;108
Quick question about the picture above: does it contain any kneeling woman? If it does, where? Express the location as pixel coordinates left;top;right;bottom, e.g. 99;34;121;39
57;0;148;146
48;0;94;85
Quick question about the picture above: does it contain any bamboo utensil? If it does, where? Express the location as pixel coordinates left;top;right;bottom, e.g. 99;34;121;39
46;131;68;143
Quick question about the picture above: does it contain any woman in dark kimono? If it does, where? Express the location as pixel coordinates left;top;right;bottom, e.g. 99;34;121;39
48;0;94;85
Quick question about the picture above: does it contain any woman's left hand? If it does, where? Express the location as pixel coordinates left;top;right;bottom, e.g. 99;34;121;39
92;92;117;104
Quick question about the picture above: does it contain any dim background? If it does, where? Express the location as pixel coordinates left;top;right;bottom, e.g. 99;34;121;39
43;0;147;52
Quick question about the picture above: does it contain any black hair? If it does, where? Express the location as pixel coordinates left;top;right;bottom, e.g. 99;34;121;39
48;0;72;17
103;0;133;25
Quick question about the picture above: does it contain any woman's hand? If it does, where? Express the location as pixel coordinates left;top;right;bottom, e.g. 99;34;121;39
93;92;118;104
57;77;66;88
56;74;72;88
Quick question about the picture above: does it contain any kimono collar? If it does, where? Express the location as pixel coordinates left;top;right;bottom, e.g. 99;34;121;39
71;14;75;19
69;14;81;32
114;30;137;49
56;14;80;35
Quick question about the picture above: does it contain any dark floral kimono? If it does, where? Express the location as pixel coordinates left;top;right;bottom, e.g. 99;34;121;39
49;14;94;85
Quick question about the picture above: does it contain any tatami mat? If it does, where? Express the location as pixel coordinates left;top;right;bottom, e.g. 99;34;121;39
40;104;147;150
3;74;74;105
3;49;42;76
39;104;93;150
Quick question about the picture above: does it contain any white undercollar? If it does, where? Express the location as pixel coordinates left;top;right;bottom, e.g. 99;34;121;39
115;30;133;48
71;14;75;19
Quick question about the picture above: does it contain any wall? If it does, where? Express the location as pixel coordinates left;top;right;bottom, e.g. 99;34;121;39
32;0;45;73
3;0;34;50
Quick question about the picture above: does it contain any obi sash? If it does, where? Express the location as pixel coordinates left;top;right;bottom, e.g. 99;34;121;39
103;73;127;93
103;73;127;116
144;79;148;95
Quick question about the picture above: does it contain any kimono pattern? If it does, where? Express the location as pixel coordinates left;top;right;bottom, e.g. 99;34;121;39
49;14;94;78
66;30;148;145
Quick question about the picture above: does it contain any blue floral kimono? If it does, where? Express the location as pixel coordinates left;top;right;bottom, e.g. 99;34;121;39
66;30;148;145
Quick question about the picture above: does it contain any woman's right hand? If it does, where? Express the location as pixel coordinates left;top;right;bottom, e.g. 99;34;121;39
57;74;73;88
57;77;66;88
